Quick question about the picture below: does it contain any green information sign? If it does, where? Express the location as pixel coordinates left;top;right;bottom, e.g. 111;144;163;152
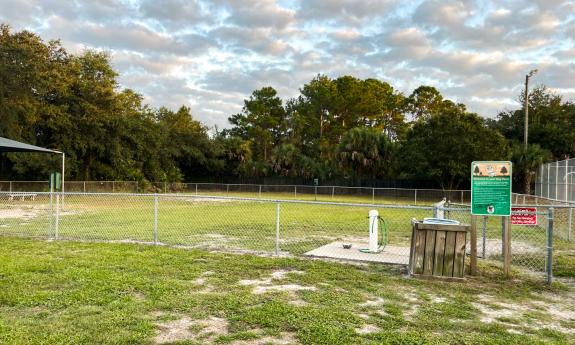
471;161;512;216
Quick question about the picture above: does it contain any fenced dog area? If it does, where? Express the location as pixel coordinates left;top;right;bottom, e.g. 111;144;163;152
1;189;572;281
1;187;575;344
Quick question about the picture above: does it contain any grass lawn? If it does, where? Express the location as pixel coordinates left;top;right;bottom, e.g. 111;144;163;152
1;193;574;276
0;238;574;344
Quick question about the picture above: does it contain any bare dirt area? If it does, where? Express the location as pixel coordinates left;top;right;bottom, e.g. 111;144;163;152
154;316;228;344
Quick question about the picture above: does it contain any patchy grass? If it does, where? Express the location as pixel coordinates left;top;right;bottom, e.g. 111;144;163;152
0;238;574;344
2;193;574;276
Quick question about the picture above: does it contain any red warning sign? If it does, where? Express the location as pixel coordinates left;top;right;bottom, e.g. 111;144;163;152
511;207;537;225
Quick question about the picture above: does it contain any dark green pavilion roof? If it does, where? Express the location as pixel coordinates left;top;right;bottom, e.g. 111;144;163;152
0;137;60;153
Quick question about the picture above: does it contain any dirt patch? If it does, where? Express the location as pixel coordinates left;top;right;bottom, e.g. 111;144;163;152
0;208;40;219
356;324;380;334
230;332;296;345
239;270;315;301
469;239;542;257
193;277;206;285
154;316;228;344
154;317;194;344
253;284;316;294
0;206;78;220
239;270;305;287
473;294;575;334
360;297;385;307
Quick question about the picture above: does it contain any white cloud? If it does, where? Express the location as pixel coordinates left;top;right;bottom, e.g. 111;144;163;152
0;0;573;129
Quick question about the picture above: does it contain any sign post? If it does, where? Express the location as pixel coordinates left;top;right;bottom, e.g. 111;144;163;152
471;161;513;275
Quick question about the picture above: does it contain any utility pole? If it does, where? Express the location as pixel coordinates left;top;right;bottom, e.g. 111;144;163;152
524;69;538;149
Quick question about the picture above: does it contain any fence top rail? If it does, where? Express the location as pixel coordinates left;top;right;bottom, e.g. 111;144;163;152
0;191;475;210
1;180;470;192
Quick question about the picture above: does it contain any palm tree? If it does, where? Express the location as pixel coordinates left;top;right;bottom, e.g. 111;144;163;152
336;128;382;179
512;144;551;194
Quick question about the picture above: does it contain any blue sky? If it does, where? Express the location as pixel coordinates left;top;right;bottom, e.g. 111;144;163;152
1;0;574;128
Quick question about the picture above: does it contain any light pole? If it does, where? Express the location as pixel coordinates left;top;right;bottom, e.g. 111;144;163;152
524;69;538;149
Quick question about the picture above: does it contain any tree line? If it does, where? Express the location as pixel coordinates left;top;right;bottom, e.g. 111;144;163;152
1;25;574;191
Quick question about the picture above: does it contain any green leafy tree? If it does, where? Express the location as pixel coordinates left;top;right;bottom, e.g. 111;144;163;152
400;111;510;189
511;143;552;194
228;87;286;161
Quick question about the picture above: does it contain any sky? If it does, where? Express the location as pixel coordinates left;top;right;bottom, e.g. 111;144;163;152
1;0;574;129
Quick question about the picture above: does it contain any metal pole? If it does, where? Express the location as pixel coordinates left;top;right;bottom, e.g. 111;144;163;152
556;162;559;200
226;184;229;197
154;194;158;244
461;190;463;204
372;188;375;203
569;207;572;242
564;159;569;201
524;74;529;148
49;180;53;238
547;207;554;285
9;181;12;193
332;186;335;199
294;186;297;199
164;182;167;194
482;216;487;258
275;203;280;255
195;183;198;196
61;153;65;209
259;185;262;198
112;181;115;193
414;189;417;205
55;193;60;240
83;181;86;193
547;164;550;199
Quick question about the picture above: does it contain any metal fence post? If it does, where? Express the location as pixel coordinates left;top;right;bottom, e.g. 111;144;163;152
195;183;198;196
112;181;115;193
164;182;167;194
294;186;297;199
259;185;262;198
547;207;554;285
461;190;464;203
275;202;280;255
48;184;53;238
372;188;375;203
154;194;158;244
9;181;12;193
569;207;572;242
55;193;60;240
414;189;417;204
226;184;229;196
332;186;335;199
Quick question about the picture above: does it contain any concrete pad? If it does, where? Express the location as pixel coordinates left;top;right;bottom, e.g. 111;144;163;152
305;241;410;265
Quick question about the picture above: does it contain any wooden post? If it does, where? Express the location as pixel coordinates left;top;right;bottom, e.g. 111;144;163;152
503;216;512;276
470;215;478;275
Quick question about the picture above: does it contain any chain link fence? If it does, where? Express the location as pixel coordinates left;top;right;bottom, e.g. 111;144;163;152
536;158;575;202
1;191;568;282
0;181;471;205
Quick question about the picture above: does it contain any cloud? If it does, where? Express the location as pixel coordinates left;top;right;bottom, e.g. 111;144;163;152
0;0;573;129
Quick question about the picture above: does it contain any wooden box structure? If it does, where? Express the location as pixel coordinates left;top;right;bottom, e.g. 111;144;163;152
409;221;470;279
